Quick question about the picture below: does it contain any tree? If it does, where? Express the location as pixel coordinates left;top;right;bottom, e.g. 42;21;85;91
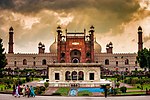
0;38;7;77
137;48;150;71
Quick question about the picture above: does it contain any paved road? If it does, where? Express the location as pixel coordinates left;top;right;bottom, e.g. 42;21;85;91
0;94;150;100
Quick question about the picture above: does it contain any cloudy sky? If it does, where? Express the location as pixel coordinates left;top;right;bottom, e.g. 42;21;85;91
0;0;150;53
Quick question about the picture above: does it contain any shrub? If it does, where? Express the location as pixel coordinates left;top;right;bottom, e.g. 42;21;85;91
40;86;45;91
113;88;119;95
6;84;11;89
34;86;46;95
137;86;140;89
1;87;3;91
35;86;42;95
120;86;127;93
82;94;89;96
26;77;30;82
51;93;61;96
44;82;49;88
115;82;120;88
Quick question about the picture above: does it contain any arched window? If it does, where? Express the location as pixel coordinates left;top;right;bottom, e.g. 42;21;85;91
72;71;77;80
14;61;17;66
23;59;27;65
78;71;84;80
125;59;129;65
86;52;91;58
135;61;137;66
61;53;65;58
33;61;36;66
105;59;109;65
42;59;46;65
65;71;71;80
72;58;79;63
116;61;118;66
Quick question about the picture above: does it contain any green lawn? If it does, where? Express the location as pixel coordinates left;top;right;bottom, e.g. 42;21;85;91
135;84;150;90
120;91;145;95
55;87;70;96
0;84;5;88
127;87;141;90
105;77;117;81
78;90;92;96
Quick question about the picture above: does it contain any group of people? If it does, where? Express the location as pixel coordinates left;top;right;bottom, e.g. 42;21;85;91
12;84;35;98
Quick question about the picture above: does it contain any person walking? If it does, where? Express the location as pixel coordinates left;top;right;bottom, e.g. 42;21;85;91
30;86;35;97
12;84;16;96
104;87;108;98
15;84;20;98
22;85;26;97
26;85;30;98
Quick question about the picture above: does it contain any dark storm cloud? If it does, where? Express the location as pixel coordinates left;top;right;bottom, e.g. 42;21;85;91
144;35;150;42
0;0;140;33
0;0;139;14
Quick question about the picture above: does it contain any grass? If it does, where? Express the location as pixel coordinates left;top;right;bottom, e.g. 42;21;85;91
120;91;145;95
0;84;5;91
119;83;150;95
55;87;70;96
105;77;116;81
78;90;93;96
134;84;150;90
127;87;141;90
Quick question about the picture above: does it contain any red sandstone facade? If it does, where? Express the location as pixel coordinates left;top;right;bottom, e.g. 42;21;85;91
57;26;95;63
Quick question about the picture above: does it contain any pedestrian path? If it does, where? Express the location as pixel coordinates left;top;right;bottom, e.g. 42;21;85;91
1;94;150;100
44;87;58;95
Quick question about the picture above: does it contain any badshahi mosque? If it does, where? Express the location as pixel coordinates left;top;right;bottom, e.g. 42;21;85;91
5;26;143;87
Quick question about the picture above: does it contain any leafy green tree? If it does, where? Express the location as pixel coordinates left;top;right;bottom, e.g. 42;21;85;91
137;48;150;71
0;38;7;77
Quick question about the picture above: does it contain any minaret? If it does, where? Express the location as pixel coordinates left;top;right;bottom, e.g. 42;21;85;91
57;26;62;63
106;42;113;53
89;25;95;62
109;42;113;53
8;27;14;54
38;42;43;54
138;26;143;51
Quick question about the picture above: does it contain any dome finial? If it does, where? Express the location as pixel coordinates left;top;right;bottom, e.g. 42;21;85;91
9;26;14;31
138;26;142;31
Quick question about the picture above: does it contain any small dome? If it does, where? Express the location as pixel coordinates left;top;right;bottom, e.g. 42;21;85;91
94;39;102;53
138;26;142;30
90;25;94;29
106;44;109;48
49;39;57;53
109;42;113;45
38;42;42;45
9;26;14;31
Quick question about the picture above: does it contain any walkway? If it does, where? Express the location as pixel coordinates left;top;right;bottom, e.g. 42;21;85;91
0;94;150;100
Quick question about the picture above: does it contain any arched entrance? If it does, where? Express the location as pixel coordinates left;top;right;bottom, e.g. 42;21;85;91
78;71;84;80
65;71;71;80
70;49;81;63
72;58;79;63
72;71;77;80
